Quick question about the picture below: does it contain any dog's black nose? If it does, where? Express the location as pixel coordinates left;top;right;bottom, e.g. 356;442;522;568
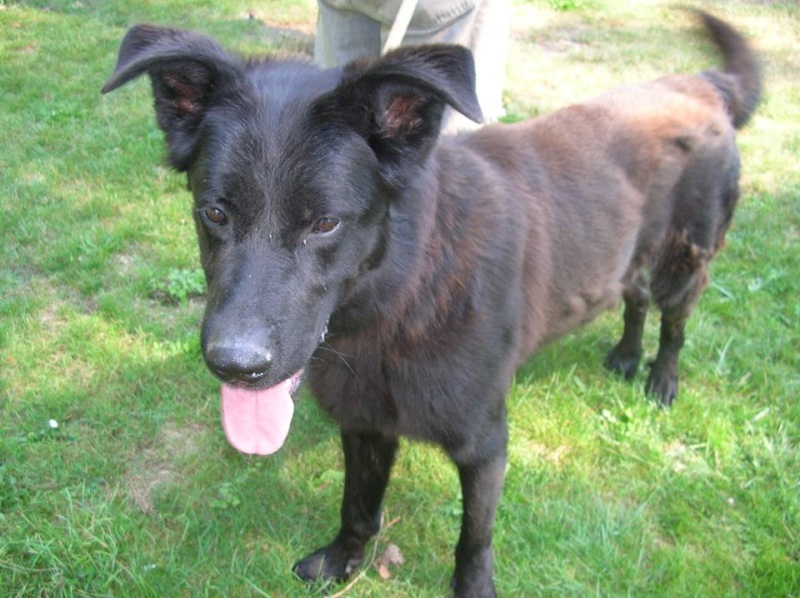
204;344;272;385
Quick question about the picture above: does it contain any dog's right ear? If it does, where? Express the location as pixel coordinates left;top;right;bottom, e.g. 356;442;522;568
102;24;245;171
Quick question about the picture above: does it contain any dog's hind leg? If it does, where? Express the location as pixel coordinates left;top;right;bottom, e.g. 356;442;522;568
605;267;650;380
293;432;398;583
647;230;711;406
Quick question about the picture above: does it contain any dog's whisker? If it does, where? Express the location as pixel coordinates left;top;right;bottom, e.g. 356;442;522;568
317;343;359;380
317;343;354;359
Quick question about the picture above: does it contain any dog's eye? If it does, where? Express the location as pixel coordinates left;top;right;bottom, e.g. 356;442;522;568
204;207;228;226
311;216;340;235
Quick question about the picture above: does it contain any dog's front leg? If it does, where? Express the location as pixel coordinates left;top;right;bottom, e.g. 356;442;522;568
293;431;398;583
450;443;507;597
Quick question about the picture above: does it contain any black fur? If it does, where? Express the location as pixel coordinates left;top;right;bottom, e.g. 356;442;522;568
103;12;760;596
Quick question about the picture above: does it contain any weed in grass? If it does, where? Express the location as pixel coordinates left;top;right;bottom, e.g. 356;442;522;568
545;0;598;12
151;268;206;306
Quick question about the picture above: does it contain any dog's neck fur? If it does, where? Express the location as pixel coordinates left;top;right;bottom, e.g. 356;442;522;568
331;152;451;340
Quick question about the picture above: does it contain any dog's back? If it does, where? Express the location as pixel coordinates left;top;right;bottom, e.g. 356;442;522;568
440;12;761;388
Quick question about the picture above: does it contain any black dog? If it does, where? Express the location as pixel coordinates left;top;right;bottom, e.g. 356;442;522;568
103;11;760;596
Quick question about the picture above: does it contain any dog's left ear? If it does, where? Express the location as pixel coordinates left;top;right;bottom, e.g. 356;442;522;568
318;45;484;181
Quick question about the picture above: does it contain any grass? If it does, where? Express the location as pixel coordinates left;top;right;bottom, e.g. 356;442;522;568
1;0;798;595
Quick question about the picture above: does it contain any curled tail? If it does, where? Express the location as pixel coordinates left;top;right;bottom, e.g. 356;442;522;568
696;10;762;129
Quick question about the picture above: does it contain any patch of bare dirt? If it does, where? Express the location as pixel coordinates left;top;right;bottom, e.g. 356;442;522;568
125;421;206;515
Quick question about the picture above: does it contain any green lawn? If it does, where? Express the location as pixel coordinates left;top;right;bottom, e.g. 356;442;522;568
1;0;798;596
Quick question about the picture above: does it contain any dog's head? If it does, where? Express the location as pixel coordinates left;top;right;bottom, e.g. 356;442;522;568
102;24;482;453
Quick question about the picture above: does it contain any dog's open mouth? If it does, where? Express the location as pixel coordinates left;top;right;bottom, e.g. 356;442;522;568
220;370;304;455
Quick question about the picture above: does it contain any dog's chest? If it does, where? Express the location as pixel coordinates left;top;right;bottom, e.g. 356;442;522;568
308;355;444;439
309;327;513;446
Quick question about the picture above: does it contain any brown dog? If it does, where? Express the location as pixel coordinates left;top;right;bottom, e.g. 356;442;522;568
103;10;760;597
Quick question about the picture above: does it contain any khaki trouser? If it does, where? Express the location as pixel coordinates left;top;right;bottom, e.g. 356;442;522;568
315;0;510;133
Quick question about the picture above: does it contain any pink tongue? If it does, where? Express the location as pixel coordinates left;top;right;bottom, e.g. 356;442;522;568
220;378;295;455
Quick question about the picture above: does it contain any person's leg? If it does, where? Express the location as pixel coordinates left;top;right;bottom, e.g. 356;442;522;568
461;0;510;124
316;0;510;133
396;0;510;131
315;1;382;68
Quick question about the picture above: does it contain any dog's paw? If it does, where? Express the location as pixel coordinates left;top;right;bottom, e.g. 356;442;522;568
450;546;497;597
604;345;641;380
646;363;678;406
293;544;363;584
450;572;497;598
